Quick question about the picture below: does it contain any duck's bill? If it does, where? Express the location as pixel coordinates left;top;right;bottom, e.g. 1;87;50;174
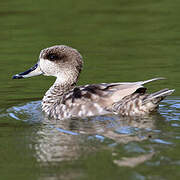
12;63;43;79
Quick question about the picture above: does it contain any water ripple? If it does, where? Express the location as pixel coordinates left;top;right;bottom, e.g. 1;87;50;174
1;97;179;165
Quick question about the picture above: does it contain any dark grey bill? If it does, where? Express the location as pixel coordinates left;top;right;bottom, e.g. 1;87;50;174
12;63;43;79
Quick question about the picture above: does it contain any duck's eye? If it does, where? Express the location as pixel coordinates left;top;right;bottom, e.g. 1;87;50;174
48;54;58;61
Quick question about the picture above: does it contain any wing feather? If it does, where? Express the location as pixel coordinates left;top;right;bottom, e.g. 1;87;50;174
62;77;164;107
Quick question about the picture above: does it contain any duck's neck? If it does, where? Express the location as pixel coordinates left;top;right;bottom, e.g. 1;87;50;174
42;78;75;115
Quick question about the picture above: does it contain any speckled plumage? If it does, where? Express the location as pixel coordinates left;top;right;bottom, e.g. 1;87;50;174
13;45;175;120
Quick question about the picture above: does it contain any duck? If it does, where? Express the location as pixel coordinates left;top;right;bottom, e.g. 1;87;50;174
12;45;174;120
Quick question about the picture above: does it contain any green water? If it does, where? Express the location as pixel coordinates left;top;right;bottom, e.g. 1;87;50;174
0;0;180;179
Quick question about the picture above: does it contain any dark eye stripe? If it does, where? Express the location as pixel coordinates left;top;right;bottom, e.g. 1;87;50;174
47;53;59;61
45;52;67;62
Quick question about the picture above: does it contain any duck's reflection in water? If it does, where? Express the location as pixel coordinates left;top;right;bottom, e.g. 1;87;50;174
33;113;161;165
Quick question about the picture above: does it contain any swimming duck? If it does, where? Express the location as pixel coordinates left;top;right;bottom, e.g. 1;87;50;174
13;45;174;119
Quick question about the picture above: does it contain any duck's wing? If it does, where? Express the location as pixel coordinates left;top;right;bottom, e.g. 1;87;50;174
104;77;165;103
63;77;164;108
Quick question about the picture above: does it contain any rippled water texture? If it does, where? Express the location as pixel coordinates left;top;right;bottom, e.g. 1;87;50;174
1;98;180;179
0;0;180;179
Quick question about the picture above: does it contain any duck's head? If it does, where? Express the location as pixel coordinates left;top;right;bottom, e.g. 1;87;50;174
13;45;83;84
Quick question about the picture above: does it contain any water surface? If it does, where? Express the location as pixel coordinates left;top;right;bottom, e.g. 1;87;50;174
0;0;180;179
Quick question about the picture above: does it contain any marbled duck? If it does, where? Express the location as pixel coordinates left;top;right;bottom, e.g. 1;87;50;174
13;45;174;119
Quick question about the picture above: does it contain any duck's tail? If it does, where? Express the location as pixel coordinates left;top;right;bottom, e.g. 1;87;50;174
111;88;175;116
142;88;175;105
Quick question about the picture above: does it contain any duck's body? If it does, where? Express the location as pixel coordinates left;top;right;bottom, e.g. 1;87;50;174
13;45;174;120
41;78;173;119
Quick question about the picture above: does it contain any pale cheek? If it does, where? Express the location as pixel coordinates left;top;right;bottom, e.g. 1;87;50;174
39;59;58;76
